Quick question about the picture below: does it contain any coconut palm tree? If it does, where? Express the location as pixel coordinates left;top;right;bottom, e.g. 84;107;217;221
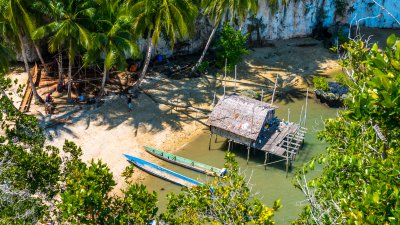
192;0;258;71
0;28;14;73
32;0;66;79
32;0;94;101
0;0;44;102
128;0;198;92
84;0;139;95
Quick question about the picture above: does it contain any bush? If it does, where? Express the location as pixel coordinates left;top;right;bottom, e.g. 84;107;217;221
313;76;329;91
197;61;209;73
335;72;348;85
216;24;249;71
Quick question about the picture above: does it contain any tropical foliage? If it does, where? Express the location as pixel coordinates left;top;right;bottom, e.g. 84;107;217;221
193;0;258;70
128;0;198;92
312;76;329;91
215;24;249;70
32;0;94;101
84;0;138;94
0;0;44;102
295;34;400;224
160;152;280;224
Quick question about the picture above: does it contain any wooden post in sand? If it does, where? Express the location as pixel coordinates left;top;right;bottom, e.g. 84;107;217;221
234;65;237;94
223;58;227;99
271;74;278;105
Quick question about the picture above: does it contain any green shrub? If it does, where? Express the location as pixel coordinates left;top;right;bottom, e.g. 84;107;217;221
197;61;209;73
313;76;329;91
335;72;348;85
216;24;249;71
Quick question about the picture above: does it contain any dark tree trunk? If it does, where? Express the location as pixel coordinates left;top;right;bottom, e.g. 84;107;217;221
130;34;153;93
17;32;43;103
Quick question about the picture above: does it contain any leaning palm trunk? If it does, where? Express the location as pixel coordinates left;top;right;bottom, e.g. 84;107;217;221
67;57;73;101
192;26;217;71
17;32;43;103
33;44;48;74
130;35;153;93
101;63;108;95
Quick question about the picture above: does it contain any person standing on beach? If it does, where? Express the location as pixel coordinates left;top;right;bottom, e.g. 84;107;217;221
127;95;133;111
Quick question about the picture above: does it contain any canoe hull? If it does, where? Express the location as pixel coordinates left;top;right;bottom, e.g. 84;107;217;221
124;154;202;188
144;146;226;177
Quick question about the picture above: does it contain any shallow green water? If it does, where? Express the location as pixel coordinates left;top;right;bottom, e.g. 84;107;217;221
143;97;338;224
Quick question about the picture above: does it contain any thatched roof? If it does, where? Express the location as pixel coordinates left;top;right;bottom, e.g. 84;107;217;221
207;94;276;141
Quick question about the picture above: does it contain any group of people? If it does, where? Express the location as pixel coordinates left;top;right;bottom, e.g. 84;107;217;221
45;92;55;114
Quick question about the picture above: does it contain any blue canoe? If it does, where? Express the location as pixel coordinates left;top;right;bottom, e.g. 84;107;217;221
123;154;202;188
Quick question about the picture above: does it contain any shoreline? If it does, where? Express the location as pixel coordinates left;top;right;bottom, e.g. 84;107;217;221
5;33;364;193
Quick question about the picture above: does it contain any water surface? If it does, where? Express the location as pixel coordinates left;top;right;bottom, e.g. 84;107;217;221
143;97;338;224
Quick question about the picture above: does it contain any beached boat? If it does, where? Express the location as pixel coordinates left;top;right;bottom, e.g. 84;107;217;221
144;146;226;177
123;154;202;188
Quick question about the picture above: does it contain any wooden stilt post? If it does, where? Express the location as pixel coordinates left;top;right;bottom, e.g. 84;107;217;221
215;135;218;143
223;58;227;99
304;88;309;127
286;153;289;177
264;152;268;170
271;74;278;106
247;146;250;164
234;65;237;94
208;133;212;151
228;140;231;151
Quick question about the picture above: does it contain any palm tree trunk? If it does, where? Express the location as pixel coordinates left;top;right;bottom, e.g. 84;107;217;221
101;63;108;95
192;26;217;71
58;47;63;83
131;35;153;92
17;32;43;103
67;57;72;102
33;44;48;74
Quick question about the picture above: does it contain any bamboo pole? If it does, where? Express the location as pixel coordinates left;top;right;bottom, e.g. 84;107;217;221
299;105;304;125
304;88;309;127
247;146;250;164
271;74;278;105
223;58;227;99
208;133;212;150
234;65;237;94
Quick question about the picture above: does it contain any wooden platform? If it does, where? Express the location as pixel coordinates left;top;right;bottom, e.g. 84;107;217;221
260;122;306;160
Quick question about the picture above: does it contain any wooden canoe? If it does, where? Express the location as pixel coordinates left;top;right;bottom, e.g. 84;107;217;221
123;154;202;188
144;146;226;177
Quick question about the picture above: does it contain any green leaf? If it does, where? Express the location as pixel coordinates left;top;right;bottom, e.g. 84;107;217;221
387;34;397;48
373;192;380;203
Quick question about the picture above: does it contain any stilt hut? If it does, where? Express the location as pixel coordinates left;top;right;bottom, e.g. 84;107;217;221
207;94;306;171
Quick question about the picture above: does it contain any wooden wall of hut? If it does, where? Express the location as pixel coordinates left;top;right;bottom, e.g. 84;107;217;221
211;127;253;146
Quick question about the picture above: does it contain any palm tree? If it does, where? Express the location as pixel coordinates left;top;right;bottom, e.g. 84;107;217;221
192;0;258;71
0;0;44;102
84;0;139;95
33;0;67;83
128;0;198;92
0;32;14;73
32;0;93;101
